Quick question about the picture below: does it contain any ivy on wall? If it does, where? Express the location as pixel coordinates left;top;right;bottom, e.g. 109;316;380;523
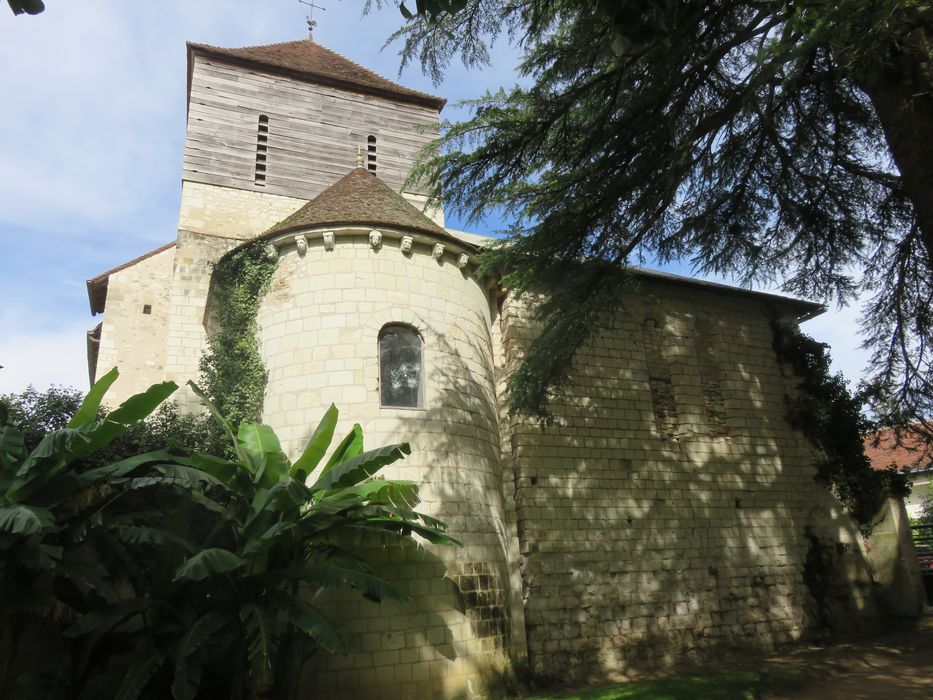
199;241;279;428
772;319;908;528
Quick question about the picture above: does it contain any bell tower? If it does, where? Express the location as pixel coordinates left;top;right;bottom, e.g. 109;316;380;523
178;38;446;240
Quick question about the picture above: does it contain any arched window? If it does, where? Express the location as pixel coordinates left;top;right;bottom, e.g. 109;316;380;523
379;324;423;408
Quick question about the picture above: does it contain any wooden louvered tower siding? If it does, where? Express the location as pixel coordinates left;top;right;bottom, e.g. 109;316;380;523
183;42;442;202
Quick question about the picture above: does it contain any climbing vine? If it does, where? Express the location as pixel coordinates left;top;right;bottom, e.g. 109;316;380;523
199;241;279;429
772;320;908;528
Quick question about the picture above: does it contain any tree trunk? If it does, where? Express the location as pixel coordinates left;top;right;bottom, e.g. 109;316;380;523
851;10;933;266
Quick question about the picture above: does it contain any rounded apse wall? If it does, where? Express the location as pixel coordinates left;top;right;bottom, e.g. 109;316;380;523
254;225;518;699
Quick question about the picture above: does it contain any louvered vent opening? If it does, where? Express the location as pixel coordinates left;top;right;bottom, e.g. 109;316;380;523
367;135;377;173
255;115;269;185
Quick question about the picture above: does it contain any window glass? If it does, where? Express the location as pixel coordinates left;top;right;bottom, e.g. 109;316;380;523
379;325;422;408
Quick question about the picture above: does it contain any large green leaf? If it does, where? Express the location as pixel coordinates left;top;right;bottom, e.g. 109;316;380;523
56;551;120;602
264;476;312;511
12;385;176;491
311;442;411;492
237;422;290;488
244;488;272;534
126;464;231;493
364;517;464;547
321;479;421;509
260;563;410;604
116;652;166;700
290;404;338;481
0;504;55;534
243;476;308;541
110;524;198;554
67;366;119;428
83;380;178;454
78;448;189;485
320;423;364;476
172;611;229;700
185;451;252;492
186;380;236;446
185;488;231;518
65;597;153;638
13;428;89;481
241;521;298;557
0;424;25;463
240;603;279;683
19;470;85;511
174;548;246;582
272;594;347;654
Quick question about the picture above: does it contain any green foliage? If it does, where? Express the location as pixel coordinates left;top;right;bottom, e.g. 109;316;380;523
772;321;908;526
377;0;933;427
490;258;632;419
63;381;460;698
1;383;227;466
1;370;460;698
0;369;180;698
199;240;279;428
7;0;44;16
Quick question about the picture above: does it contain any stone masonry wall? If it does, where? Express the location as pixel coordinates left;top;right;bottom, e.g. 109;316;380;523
500;280;879;683
177;180;443;240
254;228;526;700
95;246;175;406
163;229;241;410
177;180;306;240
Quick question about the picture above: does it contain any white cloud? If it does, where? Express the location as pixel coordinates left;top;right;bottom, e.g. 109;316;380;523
0;323;90;395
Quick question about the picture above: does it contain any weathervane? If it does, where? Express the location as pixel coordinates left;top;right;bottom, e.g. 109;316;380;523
299;0;334;41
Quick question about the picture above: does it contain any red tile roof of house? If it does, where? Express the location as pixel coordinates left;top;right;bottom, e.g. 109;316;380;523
187;39;445;111
264;167;452;239
864;426;933;472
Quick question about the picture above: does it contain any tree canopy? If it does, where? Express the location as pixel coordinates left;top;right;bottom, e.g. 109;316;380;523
376;0;933;434
6;0;44;15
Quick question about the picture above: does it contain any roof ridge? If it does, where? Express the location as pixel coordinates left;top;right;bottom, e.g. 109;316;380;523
187;39;445;110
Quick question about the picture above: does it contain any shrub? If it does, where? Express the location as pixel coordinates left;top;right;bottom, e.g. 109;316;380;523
1;371;459;699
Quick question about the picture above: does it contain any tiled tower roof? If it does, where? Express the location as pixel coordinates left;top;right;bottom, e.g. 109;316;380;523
187;39;445;111
265;167;448;238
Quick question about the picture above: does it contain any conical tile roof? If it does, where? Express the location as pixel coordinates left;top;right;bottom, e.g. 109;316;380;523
265;168;448;238
188;39;445;110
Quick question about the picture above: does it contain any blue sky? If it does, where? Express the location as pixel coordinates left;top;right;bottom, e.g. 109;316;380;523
0;0;868;395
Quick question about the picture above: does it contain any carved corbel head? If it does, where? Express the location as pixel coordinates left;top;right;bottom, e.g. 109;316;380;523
322;231;335;251
458;253;470;269
400;235;413;255
432;243;445;262
295;234;308;256
369;229;383;249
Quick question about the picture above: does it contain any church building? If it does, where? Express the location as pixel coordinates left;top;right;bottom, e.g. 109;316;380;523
84;38;920;700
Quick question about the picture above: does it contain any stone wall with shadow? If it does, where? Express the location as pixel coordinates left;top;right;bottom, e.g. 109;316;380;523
500;277;886;684
258;232;526;699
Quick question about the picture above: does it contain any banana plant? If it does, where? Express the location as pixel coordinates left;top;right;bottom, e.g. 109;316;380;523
0;368;179;697
67;381;460;700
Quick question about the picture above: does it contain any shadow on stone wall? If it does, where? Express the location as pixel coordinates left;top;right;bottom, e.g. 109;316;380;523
502;294;885;685
303;316;523;700
300;287;898;698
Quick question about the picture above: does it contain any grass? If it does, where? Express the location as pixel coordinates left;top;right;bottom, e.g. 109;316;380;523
520;666;807;700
